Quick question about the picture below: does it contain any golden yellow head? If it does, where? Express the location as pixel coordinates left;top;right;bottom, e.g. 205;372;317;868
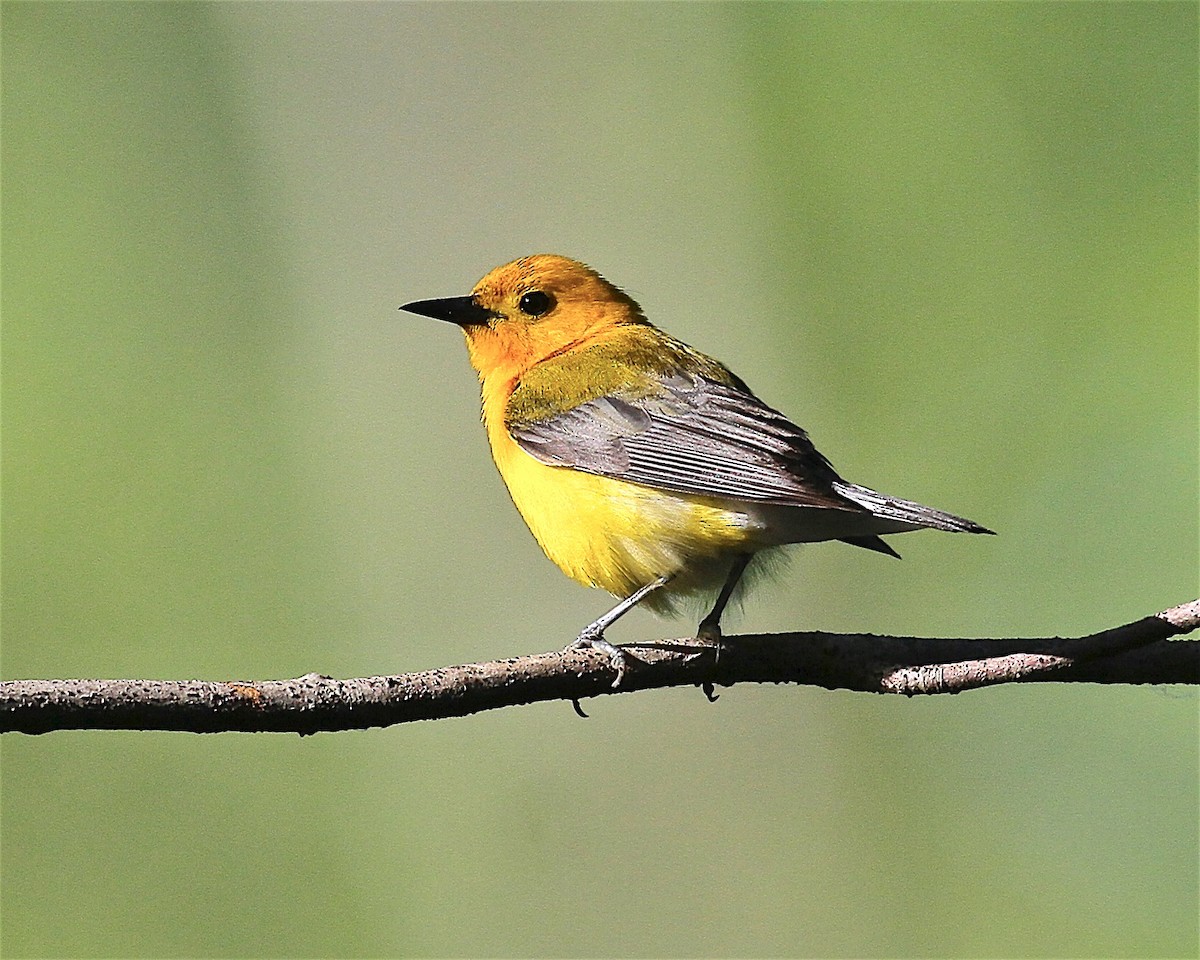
402;255;647;380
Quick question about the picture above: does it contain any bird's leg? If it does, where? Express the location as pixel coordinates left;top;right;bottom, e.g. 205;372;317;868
571;575;671;688
697;553;752;647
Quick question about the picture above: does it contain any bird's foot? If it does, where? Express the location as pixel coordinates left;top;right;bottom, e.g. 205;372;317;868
696;621;723;701
696;620;723;662
568;627;629;688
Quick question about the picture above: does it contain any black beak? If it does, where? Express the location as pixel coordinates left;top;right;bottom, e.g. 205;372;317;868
399;296;494;327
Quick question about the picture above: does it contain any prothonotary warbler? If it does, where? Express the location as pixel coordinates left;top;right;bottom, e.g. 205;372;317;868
401;255;993;685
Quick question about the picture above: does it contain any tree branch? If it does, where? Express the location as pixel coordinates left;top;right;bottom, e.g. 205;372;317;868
2;600;1196;735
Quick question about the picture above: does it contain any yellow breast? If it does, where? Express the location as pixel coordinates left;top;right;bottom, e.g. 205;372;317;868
480;379;763;612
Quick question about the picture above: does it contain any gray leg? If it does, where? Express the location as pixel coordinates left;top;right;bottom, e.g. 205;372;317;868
570;575;671;687
697;553;751;642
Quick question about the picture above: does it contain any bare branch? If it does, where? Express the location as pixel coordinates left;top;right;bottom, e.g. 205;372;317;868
2;600;1196;735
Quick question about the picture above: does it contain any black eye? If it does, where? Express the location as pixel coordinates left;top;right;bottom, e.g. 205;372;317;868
518;290;555;317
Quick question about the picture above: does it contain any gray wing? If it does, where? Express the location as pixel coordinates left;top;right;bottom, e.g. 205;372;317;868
509;372;861;512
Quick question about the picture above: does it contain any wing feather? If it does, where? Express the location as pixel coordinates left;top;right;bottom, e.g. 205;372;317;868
510;371;863;512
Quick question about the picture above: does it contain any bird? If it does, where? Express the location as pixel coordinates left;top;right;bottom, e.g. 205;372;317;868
401;254;993;685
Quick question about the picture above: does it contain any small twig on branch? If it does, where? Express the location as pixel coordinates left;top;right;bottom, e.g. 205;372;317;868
2;600;1196;736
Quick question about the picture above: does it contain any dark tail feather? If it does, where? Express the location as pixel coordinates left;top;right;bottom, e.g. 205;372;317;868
833;482;996;535
839;535;902;559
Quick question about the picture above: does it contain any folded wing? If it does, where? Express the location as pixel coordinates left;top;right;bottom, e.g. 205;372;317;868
509;371;861;512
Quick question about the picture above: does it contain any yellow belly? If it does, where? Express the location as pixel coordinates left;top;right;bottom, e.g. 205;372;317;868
486;418;765;613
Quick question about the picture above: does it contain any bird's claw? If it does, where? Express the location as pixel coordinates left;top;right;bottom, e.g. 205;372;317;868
696;621;722;644
696;622;723;701
696;621;723;666
569;630;628;688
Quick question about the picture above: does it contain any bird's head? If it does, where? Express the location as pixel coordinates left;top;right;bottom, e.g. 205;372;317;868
401;255;647;380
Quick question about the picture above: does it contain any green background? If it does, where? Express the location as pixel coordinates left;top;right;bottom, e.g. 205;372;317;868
3;3;1196;957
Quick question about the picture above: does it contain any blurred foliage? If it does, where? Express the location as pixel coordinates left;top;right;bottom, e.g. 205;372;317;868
2;3;1196;957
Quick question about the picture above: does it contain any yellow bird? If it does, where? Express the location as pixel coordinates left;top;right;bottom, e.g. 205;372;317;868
402;255;992;683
